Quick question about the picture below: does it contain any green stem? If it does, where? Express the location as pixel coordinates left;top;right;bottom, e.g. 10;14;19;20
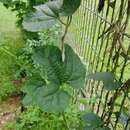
58;18;67;26
61;16;72;61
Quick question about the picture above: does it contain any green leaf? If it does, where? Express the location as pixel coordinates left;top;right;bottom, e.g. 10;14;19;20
32;44;86;89
22;2;59;32
104;81;121;91
35;86;70;112
22;0;82;31
23;82;70;112
22;75;70;112
22;95;35;106
82;113;110;130
87;72;114;82
83;126;96;130
60;0;81;16
83;125;110;130
63;44;86;89
32;45;63;85
87;72;121;91
95;127;111;130
22;78;44;106
82;112;102;127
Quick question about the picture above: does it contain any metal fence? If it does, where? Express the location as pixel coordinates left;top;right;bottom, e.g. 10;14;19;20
69;0;130;129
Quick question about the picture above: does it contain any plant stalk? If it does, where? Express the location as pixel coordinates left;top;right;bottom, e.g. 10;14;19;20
61;16;72;61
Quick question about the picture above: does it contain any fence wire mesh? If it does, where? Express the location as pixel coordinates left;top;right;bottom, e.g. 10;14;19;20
68;0;130;129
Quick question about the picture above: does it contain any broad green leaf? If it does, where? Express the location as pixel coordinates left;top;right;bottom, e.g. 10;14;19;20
95;127;111;130
32;45;63;85
32;44;86;89
87;72;114;82
60;0;81;16
22;1;59;32
22;95;36;106
46;0;63;14
22;79;70;112
63;44;86;89
84;125;110;130
22;80;43;94
104;81;121;91
82;113;110;130
22;78;44;106
35;86;70;112
83;126;96;130
84;126;110;130
82;112;102;127
22;0;82;32
87;72;121;91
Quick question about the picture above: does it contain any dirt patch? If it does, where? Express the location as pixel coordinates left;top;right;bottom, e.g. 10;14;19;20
0;96;20;129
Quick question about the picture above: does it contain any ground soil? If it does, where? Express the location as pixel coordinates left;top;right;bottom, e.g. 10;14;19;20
0;96;20;130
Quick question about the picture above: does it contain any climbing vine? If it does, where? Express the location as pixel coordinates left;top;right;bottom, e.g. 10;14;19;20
22;0;86;112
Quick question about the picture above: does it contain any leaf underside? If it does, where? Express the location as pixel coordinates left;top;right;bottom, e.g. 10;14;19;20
22;0;81;32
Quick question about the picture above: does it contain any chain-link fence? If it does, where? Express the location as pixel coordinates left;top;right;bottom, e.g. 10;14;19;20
69;0;130;129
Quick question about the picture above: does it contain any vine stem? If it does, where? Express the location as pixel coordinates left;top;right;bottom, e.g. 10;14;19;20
61;16;72;61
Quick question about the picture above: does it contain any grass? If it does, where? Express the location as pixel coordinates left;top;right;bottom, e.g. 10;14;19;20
0;3;24;101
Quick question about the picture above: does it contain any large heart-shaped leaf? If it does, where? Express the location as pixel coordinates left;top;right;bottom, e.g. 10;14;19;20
22;81;70;112
104;81;121;91
32;44;86;89
86;72;115;82
83;126;96;130
95;127;111;130
35;86;70;112
32;45;63;85
22;0;81;32
22;1;60;32
84;126;110;130
22;79;44;106
60;0;81;16
82;112;110;130
82;112;102;127
86;72;121;91
63;44;86;89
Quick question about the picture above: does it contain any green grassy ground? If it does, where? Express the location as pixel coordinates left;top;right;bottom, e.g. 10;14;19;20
0;4;24;101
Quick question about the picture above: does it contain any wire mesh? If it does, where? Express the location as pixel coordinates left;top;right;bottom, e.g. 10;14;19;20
69;0;130;129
